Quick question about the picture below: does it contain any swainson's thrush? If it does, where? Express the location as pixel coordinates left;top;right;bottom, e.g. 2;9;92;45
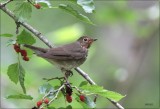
24;36;97;75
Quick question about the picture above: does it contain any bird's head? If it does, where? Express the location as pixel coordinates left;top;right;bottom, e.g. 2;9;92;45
77;36;97;49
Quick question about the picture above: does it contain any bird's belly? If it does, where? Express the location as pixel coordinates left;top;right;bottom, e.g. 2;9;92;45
45;58;86;70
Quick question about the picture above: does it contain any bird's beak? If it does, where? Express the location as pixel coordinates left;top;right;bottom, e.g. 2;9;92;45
88;38;97;44
93;38;97;41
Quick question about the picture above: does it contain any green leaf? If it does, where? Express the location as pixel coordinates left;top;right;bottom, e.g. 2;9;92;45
59;4;94;25
47;107;56;109
39;83;54;98
81;85;103;93
7;63;26;94
38;2;51;8
6;94;33;100
79;81;88;87
7;63;19;84
48;105;72;109
80;85;125;102
77;0;95;13
38;2;49;8
96;90;125;102
14;1;32;21
25;48;33;58
66;105;72;109
0;33;13;37
35;0;51;7
17;29;36;45
19;65;26;94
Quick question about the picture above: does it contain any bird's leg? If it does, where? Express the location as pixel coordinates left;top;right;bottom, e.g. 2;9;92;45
61;68;72;87
65;70;73;77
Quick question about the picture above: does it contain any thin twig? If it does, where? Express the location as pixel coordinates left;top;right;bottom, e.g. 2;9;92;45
43;77;65;82
42;89;59;100
0;5;125;109
27;0;34;6
72;86;82;93
15;21;20;34
41;84;65;108
49;84;65;104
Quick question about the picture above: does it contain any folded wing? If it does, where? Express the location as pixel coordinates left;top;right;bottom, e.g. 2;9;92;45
39;42;88;60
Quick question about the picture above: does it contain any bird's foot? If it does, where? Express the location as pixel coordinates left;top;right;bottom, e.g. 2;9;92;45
65;70;73;77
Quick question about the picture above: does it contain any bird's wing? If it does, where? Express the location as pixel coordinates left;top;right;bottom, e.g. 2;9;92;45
39;42;87;60
24;44;48;54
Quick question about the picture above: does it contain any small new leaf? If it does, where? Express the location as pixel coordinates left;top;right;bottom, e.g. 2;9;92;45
6;39;16;46
80;85;125;102
79;81;88;87
14;1;32;21
17;29;36;45
7;63;19;84
39;83;54;98
59;4;94;25
77;0;95;13
6;94;33;100
85;96;96;108
0;33;13;37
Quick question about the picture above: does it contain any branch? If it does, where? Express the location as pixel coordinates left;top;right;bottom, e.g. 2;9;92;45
0;4;124;109
0;4;53;48
107;98;124;109
0;0;13;7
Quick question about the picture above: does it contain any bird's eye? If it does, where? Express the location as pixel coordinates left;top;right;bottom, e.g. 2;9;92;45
83;38;88;42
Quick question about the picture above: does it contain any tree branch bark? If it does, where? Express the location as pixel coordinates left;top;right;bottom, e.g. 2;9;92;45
0;3;124;109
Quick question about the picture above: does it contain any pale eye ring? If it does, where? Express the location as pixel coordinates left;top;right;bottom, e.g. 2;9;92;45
83;38;88;42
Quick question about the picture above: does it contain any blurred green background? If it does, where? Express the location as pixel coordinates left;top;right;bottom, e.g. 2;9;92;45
0;0;159;108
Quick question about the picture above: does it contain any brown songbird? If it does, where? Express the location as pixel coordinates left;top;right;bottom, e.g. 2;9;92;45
24;36;97;75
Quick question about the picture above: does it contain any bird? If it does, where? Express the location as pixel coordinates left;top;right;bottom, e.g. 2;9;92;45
24;36;97;76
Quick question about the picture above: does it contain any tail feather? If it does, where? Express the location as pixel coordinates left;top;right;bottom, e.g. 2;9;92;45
24;44;48;55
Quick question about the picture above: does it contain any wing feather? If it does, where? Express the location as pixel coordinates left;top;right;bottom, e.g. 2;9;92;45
39;42;87;60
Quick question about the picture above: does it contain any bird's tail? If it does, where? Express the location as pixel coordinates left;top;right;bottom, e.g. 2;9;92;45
24;44;48;55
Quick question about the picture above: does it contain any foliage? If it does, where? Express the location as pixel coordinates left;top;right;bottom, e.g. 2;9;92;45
7;63;26;94
1;0;126;108
0;33;13;37
17;29;36;45
59;4;94;25
80;85;125;102
14;1;32;21
13;0;94;24
6;94;33;100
